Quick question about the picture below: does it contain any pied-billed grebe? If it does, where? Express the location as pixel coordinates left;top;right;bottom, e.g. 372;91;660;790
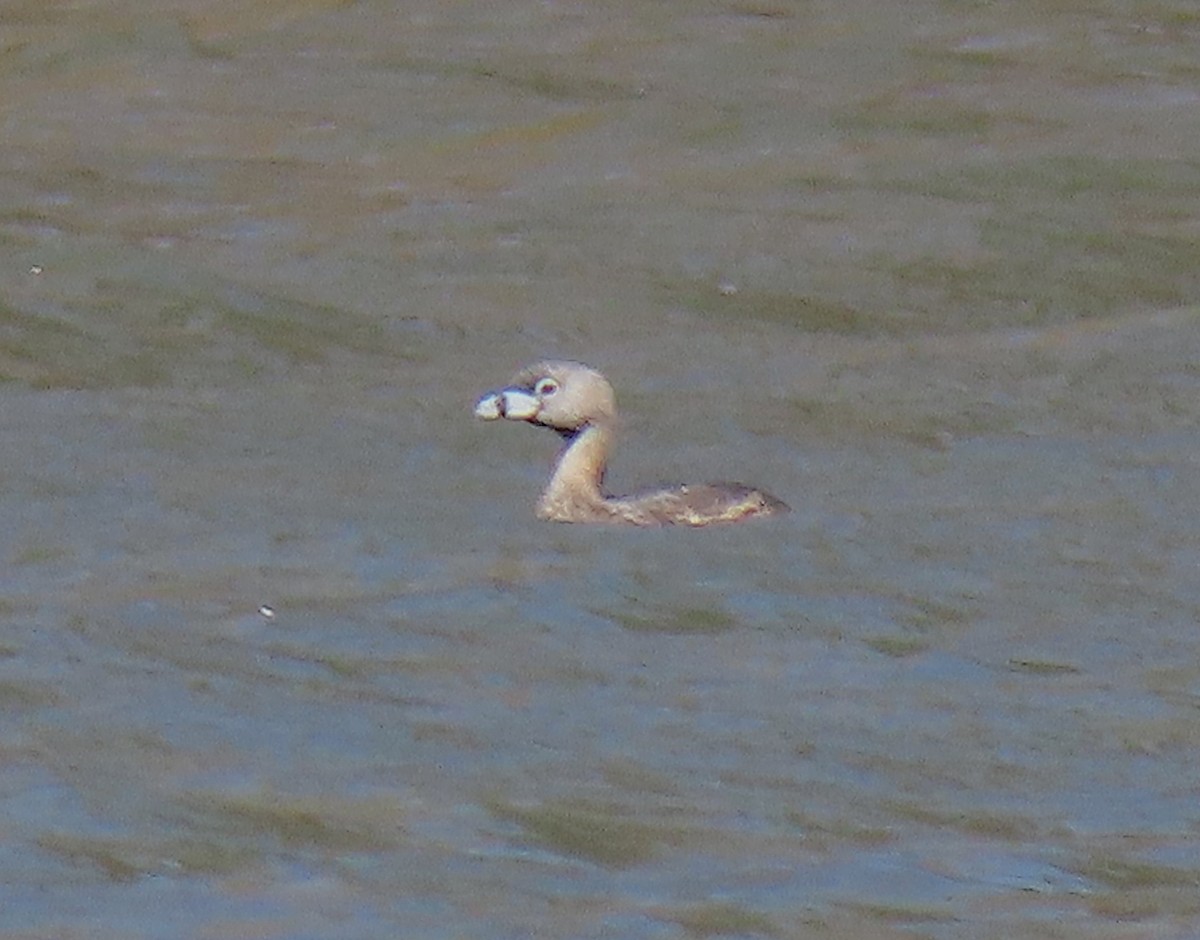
474;360;789;526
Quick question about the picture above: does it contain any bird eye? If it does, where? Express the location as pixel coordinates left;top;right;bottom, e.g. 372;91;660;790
535;378;558;396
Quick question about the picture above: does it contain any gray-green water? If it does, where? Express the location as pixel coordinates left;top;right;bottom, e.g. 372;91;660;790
3;1;1200;937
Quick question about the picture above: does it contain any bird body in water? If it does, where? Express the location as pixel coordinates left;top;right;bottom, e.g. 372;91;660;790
474;361;789;526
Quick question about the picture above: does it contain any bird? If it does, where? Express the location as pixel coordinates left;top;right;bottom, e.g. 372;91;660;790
474;360;789;526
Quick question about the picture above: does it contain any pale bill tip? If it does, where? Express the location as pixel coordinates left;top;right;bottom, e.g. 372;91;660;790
474;394;502;420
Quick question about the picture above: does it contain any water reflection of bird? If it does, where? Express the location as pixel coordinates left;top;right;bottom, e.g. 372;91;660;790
474;361;789;526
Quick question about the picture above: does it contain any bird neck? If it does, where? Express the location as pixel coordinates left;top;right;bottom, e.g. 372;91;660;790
539;421;613;515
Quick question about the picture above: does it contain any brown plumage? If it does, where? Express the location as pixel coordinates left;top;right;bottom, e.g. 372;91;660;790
474;361;789;526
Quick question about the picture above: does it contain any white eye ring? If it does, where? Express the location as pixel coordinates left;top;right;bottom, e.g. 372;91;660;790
535;377;559;396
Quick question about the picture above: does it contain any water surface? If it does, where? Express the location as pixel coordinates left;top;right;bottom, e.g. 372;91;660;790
3;1;1200;937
